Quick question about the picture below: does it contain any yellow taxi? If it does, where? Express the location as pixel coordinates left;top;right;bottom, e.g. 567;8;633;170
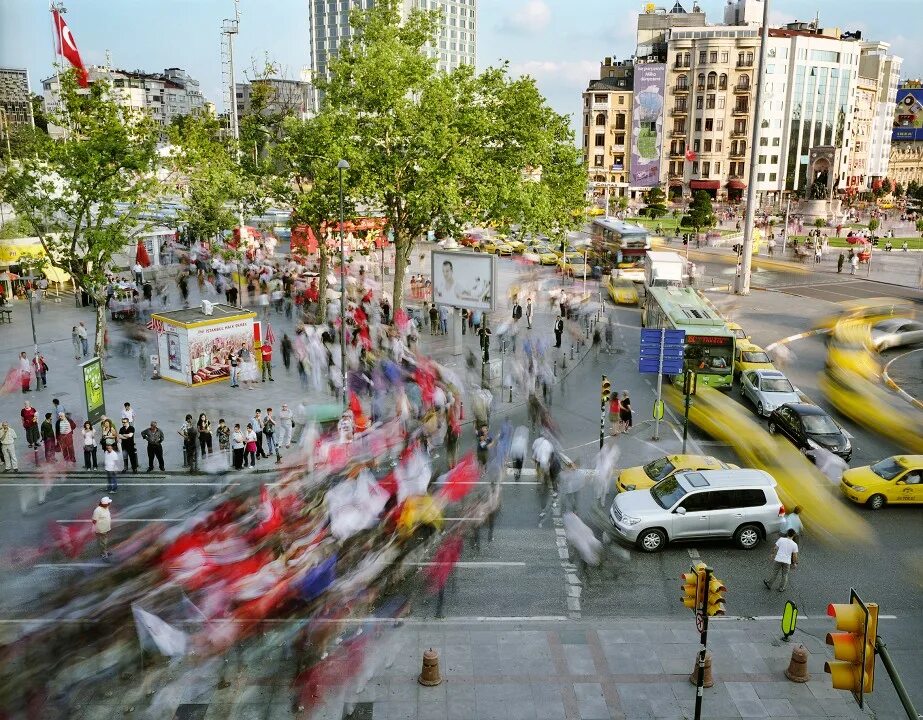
505;238;526;253
616;454;737;493
840;455;923;510
727;322;750;342
814;298;915;331
733;341;775;380
825;321;881;381
557;250;586;274
481;238;514;256
587;206;605;217
606;275;640;305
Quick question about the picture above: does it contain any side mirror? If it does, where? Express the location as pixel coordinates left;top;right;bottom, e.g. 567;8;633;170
675;506;687;515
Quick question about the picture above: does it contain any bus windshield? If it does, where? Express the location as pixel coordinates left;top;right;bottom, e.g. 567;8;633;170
685;341;733;373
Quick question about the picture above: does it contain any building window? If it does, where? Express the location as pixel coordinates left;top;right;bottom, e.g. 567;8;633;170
594;94;606;103
699;51;707;64
615;133;625;145
584;114;590;127
758;154;767;164
716;119;724;131
674;121;686;133
702;161;711;177
614;114;626;130
717;96;725;109
677;74;688;89
694;118;702;131
759;137;768;146
704;139;712;152
772;137;780;146
721;51;729;63
715;161;721;174
618;95;625;104
719;73;728;90
595;133;605;146
707;72;717;90
595;113;606;125
770;155;778;164
697;73;705;90
769;172;777;181
706;95;716;109
716;140;722;152
692;161;699;174
583;134;588;147
693;140;701;152
594;154;605;167
738;74;750;89
696;96;703;110
705;118;714;131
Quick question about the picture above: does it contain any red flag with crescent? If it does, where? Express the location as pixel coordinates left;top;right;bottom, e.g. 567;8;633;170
52;9;89;88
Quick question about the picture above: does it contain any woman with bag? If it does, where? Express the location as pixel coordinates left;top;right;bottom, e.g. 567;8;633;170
197;413;213;456
618;391;633;430
244;423;258;468
231;423;245;469
608;394;622;434
82;420;98;470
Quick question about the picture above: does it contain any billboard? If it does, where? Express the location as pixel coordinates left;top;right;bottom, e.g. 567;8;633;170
631;63;665;187
187;316;254;385
430;250;496;311
893;88;923;141
81;357;106;425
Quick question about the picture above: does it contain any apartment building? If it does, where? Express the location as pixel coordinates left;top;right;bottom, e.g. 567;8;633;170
0;68;34;129
859;43;901;186
309;0;476;108
582;58;634;200
236;78;314;124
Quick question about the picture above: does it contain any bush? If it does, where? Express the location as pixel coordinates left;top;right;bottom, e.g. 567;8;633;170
869;218;880;234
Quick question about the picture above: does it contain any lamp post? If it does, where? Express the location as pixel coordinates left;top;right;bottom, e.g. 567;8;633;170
23;274;38;355
337;159;350;400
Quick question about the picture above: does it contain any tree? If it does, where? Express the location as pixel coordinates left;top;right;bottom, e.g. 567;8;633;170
321;0;585;310
0;215;33;240
916;219;923;236
868;217;880;234
893;181;905;198
685;191;715;233
814;217;827;229
0;70;160;369
907;180;919;198
643;186;668;219
270;111;356;321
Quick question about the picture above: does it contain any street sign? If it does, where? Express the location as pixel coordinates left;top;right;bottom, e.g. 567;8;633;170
781;601;798;640
639;328;686;375
695;610;705;633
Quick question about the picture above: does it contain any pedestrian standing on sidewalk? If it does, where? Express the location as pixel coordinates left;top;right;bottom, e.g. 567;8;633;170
850;254;859;275
40;413;57;461
837;253;845;273
120;402;135;425
278;404;294;449
33;354;48;390
228;349;240;388
77;322;89;357
21;402;39;450
19;352;32;393
263;408;277;458
216;419;231;455
100;418;118;453
71;327;82;360
92;497;112;559
118;418;138;473
57;412;76;464
280;334;292;373
475;425;493;468
82;421;98;470
525;298;534;329
0;422;18;471
428;303;438;335
244;424;258;467
618;391;633;430
103;445;119;492
141;421;164;472
179;414;197;471
554;315;564;349
763;528;799;592
251;409;266;458
196;413;213;456
231;424;245;469
260;341;274;382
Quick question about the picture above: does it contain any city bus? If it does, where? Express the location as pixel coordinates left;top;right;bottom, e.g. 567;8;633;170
641;285;735;390
589;217;651;281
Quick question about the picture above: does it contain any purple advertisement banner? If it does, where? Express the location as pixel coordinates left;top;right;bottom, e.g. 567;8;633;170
630;63;665;188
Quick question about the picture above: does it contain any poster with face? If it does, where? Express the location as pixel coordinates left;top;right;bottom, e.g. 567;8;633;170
187;317;254;385
430;250;496;311
166;331;182;372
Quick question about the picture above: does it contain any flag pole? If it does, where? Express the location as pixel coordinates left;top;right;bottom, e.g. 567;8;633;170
49;1;68;141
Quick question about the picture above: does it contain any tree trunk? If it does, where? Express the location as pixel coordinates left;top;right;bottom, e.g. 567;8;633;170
93;294;108;377
317;240;328;323
391;232;413;313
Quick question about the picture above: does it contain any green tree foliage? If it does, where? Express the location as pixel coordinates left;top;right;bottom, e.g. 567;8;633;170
907;180;919;198
685;191;715;232
814;217;827;229
916;219;923;235
643;186;668;219
0;70;160;367
893;181;904;198
868;217;880;234
321;0;585;309
270;111;356;321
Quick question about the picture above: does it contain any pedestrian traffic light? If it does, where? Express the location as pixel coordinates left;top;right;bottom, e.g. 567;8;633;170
706;575;727;616
824;590;878;707
601;375;611;404
681;563;705;611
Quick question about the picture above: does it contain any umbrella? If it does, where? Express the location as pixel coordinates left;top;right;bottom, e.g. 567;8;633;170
136;239;152;268
845;235;869;245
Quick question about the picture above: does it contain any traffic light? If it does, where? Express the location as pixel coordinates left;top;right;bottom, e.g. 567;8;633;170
681;563;705;611
601;375;611;404
683;370;697;396
706;575;727;616
824;592;878;706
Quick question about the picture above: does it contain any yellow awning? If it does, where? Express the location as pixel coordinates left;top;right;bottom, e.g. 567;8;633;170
43;266;71;284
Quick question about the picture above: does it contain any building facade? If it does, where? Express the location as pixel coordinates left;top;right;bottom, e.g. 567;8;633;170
582;59;634;200
309;0;476;108
235;78;314;124
42;66;205;138
0;68;34;128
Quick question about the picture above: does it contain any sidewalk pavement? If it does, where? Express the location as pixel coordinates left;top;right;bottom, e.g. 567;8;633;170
70;618;877;720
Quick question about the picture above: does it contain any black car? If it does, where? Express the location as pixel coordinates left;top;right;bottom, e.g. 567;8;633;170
767;402;852;462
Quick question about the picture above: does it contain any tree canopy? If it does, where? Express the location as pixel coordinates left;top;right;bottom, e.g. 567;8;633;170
685;191;715;232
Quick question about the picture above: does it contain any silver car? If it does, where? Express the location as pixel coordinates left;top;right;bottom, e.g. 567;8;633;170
609;469;785;552
739;369;801;417
870;319;923;352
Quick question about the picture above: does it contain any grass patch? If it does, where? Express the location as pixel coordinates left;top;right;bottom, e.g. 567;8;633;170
631;215;737;236
789;235;923;250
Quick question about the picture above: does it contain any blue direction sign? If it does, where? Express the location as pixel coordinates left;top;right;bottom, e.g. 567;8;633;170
639;328;686;374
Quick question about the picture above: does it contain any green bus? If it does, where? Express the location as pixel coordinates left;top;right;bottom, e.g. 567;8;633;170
642;286;735;390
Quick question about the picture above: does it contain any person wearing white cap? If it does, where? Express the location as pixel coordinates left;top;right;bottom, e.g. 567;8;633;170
92;497;112;559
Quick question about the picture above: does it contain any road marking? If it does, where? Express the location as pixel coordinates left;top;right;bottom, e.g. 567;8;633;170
34;563;108;569
404;561;527;568
0;615;571;625
882;348;923;410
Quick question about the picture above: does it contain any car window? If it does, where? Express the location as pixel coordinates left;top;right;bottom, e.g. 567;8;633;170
679;492;712;512
870;457;903;480
745;372;757;386
902;471;922;485
742;351;771;364
643;457;675;482
728;489;767;507
778;407;793;423
651;476;686;509
705;490;739;510
762;378;795;393
802;414;840;435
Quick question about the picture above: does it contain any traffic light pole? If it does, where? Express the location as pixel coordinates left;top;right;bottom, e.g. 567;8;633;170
652;329;665;441
682;390;691;454
874;637;922;720
693;566;712;720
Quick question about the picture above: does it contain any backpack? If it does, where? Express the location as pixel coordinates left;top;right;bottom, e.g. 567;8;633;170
513;304;522;319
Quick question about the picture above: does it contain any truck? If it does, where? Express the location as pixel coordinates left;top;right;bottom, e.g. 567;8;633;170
644;250;686;289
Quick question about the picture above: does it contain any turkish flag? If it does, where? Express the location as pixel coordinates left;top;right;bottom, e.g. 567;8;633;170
136;239;151;268
52;10;89;88
685;149;698;162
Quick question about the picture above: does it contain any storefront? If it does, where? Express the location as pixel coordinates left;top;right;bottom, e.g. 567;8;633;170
151;305;257;387
0;236;73;296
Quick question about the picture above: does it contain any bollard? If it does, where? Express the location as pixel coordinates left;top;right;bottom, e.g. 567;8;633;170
553;359;557;377
418;648;443;686
784;645;810;683
508;385;513;403
688;650;714;688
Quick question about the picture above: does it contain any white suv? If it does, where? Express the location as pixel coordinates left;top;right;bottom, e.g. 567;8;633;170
609;469;785;552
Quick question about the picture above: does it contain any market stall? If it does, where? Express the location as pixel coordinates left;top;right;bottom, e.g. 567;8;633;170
151;304;257;387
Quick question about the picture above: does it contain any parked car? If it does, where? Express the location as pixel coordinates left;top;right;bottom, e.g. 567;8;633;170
609;468;785;552
739;369;801;417
870;319;923;352
840;455;923;509
606;275;640;306
767;402;852;461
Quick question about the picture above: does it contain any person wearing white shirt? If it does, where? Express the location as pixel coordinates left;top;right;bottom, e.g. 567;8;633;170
278;404;294;449
92;496;113;559
120;402;135;424
531;435;553;485
763;529;799;592
103;445;120;492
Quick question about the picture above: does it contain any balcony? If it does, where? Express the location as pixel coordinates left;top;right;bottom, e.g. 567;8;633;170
674;61;691;69
669;147;685;158
674;84;690;94
729;147;746;158
672;105;689;116
733;105;750;116
733;83;751;94
731;128;747;137
591;103;609;112
611;163;625;171
736;59;754;69
671;128;688;138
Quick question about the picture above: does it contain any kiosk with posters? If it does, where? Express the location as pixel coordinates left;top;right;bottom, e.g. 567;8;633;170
150;304;256;387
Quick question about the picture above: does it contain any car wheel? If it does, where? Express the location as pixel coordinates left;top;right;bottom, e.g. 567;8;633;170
757;402;764;416
768;421;778;434
636;528;666;553
867;494;886;511
734;524;761;550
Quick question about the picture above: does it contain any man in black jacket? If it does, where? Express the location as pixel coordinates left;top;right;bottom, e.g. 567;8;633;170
141;421;164;472
118;418;138;473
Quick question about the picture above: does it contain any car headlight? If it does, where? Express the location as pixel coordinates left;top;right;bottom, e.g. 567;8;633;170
851;485;866;492
843;437;852;451
625;484;637;492
622;515;641;526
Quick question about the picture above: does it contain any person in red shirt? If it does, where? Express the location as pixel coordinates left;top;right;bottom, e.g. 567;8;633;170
20;401;39;449
261;342;274;382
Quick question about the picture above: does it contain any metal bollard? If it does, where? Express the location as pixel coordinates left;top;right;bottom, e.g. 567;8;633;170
553;359;557;377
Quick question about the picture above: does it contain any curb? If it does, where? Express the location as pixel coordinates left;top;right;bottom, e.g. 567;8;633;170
882;348;923;411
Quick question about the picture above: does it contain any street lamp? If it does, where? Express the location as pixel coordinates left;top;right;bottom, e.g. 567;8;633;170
337;159;350;400
23;274;39;355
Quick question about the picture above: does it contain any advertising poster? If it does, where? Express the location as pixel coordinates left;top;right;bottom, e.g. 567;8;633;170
893;87;923;141
187;316;254;385
430;250;496;311
631;63;666;187
81;357;106;424
166;330;182;372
